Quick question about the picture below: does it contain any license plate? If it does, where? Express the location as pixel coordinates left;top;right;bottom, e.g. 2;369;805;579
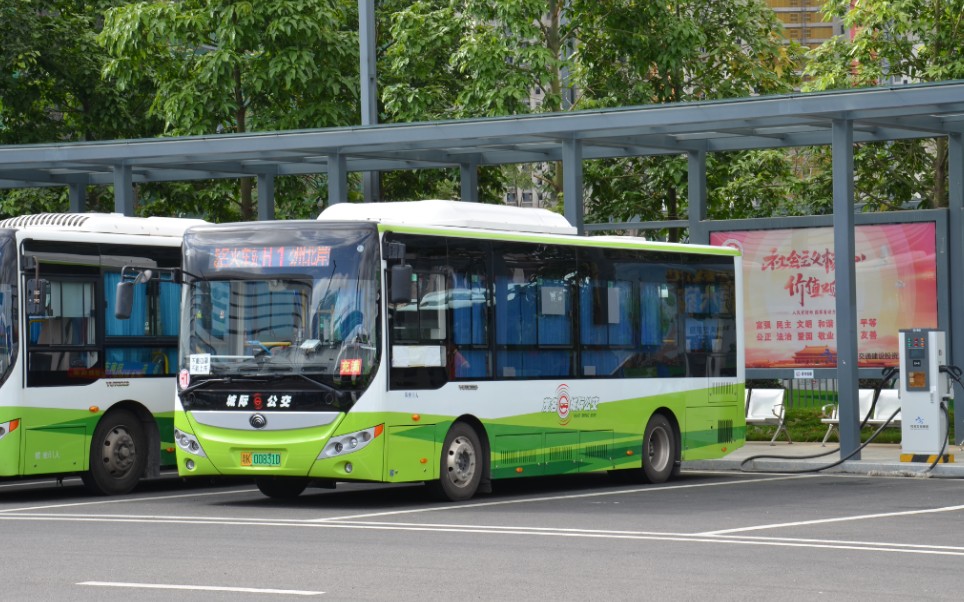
240;452;282;467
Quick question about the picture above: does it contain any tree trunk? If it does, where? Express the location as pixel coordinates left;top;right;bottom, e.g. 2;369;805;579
233;63;254;220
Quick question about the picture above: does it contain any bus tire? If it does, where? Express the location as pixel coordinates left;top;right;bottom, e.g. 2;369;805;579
82;409;147;495
432;422;482;502
642;413;676;484
256;477;308;499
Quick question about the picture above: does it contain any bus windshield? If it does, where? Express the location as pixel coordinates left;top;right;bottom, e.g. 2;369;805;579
179;224;380;389
0;230;16;383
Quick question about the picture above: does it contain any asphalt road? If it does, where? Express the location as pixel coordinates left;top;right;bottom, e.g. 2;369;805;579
1;469;962;601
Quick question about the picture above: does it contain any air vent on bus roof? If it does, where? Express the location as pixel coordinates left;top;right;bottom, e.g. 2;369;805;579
0;213;91;229
0;213;206;237
317;200;577;235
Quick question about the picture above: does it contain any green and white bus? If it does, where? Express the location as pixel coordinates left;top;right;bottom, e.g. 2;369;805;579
171;201;744;500
0;213;205;494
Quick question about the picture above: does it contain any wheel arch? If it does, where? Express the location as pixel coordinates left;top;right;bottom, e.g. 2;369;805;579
96;400;161;479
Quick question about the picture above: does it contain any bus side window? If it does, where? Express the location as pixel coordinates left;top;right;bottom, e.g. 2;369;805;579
493;241;574;379
28;278;99;386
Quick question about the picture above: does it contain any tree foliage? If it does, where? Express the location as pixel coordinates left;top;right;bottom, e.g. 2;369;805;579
5;1;958;223
98;0;360;218
803;0;964;209
0;0;159;145
569;0;803;236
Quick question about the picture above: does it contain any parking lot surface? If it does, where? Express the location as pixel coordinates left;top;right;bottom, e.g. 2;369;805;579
1;467;962;601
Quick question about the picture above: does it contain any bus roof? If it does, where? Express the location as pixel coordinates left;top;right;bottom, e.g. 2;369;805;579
316;200;738;256
318;200;578;235
0;213;206;237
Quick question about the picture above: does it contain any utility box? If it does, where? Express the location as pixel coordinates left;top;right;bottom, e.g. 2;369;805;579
898;329;953;463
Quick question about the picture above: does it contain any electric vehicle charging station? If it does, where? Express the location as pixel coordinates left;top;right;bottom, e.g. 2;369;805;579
898;329;954;463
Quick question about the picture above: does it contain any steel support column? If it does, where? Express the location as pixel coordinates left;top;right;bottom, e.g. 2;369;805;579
832;119;860;459
562;138;584;234
949;132;964;444
359;0;380;202
328;153;348;206
68;182;85;213
257;172;275;221
687;150;708;244
112;164;133;216
460;163;479;202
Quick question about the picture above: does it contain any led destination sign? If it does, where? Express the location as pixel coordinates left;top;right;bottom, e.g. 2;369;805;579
211;245;332;270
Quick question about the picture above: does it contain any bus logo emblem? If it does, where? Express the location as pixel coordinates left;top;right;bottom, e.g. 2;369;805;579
556;384;571;425
249;414;268;429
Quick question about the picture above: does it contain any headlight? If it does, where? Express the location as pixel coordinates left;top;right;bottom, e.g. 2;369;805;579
318;424;383;459
174;428;207;458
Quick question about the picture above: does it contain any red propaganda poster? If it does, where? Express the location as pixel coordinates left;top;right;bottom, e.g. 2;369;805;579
711;224;937;369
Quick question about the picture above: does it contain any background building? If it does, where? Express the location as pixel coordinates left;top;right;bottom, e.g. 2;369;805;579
766;0;844;49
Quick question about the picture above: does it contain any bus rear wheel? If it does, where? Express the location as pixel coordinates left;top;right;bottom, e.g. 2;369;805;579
256;477;308;499
82;409;147;495
642;413;677;484
432;422;482;502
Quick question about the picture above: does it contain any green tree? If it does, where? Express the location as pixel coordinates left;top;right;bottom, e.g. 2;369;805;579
0;0;161;216
378;0;568;202
98;0;360;219
380;0;804;219
803;0;964;209
562;0;803;237
0;0;158;144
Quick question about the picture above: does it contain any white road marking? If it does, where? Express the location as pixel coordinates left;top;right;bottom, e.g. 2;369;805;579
0;487;258;513
699;503;964;536
5;473;962;559
314;474;817;521
78;581;322;596
5;512;964;558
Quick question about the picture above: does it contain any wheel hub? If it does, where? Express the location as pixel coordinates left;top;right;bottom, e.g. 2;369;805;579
445;436;476;487
647;426;670;472
101;426;136;476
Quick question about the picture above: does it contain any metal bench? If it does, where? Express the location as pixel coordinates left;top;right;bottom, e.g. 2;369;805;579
821;388;900;446
745;388;791;445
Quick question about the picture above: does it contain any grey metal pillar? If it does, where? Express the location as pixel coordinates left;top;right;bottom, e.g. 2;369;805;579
460;163;479;202
948;132;964;444
68;182;85;213
687;150;708;244
257;172;275;221
112;164;134;216
359;0;380;202
328;153;348;206
832;119;860;460
562;138;584;234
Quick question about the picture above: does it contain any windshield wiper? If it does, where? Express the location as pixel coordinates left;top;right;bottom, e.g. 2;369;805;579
179;376;236;394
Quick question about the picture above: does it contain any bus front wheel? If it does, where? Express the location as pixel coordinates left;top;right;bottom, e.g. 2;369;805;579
642;413;677;484
432;422;482;502
82;409;147;495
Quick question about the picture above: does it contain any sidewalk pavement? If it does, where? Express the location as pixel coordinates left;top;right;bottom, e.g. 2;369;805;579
683;440;964;478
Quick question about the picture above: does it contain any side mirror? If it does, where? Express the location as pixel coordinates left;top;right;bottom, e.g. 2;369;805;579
389;264;413;305
114;268;153;320
26;278;49;316
115;281;134;320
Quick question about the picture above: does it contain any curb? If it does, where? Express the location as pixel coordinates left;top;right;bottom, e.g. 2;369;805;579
684;458;964;478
